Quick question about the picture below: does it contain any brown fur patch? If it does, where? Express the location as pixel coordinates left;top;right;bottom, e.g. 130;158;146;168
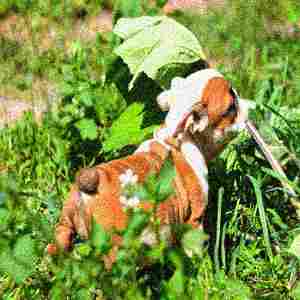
52;140;208;266
201;77;235;126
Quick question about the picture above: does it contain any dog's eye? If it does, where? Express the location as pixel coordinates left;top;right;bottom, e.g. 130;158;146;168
221;87;239;118
222;101;237;118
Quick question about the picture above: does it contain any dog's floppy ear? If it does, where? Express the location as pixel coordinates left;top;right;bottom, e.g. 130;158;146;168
184;77;234;133
157;69;227;137
201;77;234;125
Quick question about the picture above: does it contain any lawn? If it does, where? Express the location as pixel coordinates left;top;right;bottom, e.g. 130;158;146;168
0;1;299;299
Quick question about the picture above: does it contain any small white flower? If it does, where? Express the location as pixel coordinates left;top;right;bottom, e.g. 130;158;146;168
78;191;92;205
119;169;138;187
119;195;140;209
128;196;140;207
119;169;140;209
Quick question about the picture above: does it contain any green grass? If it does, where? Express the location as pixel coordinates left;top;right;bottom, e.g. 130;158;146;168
0;0;300;299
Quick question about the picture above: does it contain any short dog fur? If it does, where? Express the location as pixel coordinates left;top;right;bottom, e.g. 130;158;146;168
47;69;252;267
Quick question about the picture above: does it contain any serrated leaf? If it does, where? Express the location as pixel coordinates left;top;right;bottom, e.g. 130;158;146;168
182;228;209;257
75;288;91;300
288;5;300;24
13;235;38;266
156;156;176;202
95;84;127;126
123;211;149;247
90;218;111;254
134;185;153;201
255;122;290;163
143;173;160;198
166;269;185;297
0;251;33;284
261;167;299;194
59;82;75;97
289;233;300;260
75;118;98;140
0;236;37;284
76;243;92;257
114;16;205;89
103;102;155;152
78;91;94;107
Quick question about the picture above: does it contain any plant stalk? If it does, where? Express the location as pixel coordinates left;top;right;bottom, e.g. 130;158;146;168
245;120;297;197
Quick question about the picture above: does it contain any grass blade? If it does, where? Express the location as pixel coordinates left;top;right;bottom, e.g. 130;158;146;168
221;222;227;271
214;187;224;272
249;176;273;263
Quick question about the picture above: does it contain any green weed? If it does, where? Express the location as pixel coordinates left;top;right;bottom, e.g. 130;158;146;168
0;0;300;299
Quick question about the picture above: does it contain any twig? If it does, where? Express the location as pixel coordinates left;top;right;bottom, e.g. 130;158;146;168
214;187;224;272
245;120;297;197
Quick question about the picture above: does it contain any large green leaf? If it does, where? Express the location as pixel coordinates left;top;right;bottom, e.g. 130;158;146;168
156;155;176;202
103;102;156;152
0;235;38;284
90;218;111;254
114;16;206;89
13;235;38;266
165;269;185;298
123;211;149;247
94;83;127;126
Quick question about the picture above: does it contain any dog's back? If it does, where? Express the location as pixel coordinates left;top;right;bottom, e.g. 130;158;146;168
53;140;206;265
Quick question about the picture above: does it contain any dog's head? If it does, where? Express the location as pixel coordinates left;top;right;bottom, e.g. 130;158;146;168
157;69;255;160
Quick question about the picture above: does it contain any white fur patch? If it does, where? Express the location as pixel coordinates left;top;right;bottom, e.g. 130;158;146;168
134;127;173;154
157;90;174;111
171;77;187;90
135;139;153;153
160;69;224;137
79;192;93;205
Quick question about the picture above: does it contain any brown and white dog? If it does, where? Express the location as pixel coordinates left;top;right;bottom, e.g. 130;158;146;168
47;69;253;267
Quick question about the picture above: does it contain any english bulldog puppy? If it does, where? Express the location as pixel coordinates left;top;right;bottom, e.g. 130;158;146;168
47;69;254;267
